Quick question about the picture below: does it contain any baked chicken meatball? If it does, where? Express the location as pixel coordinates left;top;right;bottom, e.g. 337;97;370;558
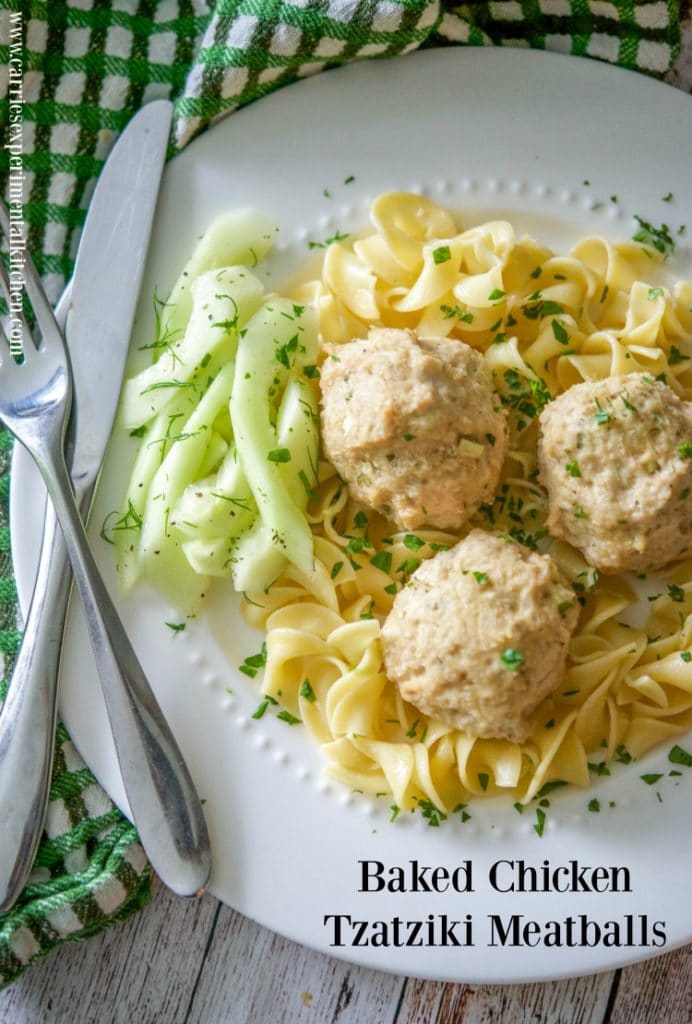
319;327;508;531
538;373;692;573
380;530;579;742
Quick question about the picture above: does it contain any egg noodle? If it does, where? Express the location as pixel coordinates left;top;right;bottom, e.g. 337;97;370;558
243;193;692;811
117;195;692;817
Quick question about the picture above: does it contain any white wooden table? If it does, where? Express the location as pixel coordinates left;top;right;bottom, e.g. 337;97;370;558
0;879;689;1023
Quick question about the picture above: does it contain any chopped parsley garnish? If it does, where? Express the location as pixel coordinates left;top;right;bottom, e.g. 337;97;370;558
418;799;447;827
486;432;496;446
129;425;147;438
277;709;301;725
267;448;291;463
300;679;316;703
274;333;299;367
678;442;692;459
523;298;564;320
499;368;552;428
251;698;272;719
432;245;451;265
551;319;569;345
344;536;369;555
500;647;524;671
641;773;663;786
330;561;344;579
648;287;664;301
440;304;474;323
614;744;633;765
669;744;692;767
240;643;268;679
593;399;611;425
390;804;400;823
588;762;611;776
303;364;319;378
478;772;489;792
533;808;546;836
473;571;489;585
165;621;186;635
668;346;690;365
308;230;350;250
453;803;472;823
588;798;600;813
680;651;691;663
370;550;392;573
403;534;425;551
536;780;568;799
621;395;637;413
488;288;506;302
406;719;420;739
632;215;676;258
667;584;685;603
565;459;581;478
397;558;421;578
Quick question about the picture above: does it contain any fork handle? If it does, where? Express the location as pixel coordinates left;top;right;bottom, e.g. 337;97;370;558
0;496;70;911
37;441;211;899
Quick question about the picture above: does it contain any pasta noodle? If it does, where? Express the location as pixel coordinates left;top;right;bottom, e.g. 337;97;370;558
242;193;692;815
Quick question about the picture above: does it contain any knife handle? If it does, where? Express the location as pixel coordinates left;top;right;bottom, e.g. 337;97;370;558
0;498;69;912
38;432;211;900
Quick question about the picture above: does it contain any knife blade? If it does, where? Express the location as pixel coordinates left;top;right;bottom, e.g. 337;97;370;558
0;100;210;910
66;100;171;490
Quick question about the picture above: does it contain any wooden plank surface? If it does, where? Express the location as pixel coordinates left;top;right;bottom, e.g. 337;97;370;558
395;972;614;1024
611;945;691;1024
0;881;689;1024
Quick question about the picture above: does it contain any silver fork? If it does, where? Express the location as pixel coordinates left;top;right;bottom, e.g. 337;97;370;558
0;202;211;899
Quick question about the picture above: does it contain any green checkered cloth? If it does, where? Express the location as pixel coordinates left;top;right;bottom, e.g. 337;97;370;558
0;0;687;989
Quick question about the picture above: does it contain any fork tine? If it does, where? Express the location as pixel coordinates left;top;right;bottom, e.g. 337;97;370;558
0;197;63;355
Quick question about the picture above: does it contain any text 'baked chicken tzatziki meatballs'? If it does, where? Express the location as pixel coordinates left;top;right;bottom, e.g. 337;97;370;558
319;327;508;531
538;373;692;573
381;530;579;743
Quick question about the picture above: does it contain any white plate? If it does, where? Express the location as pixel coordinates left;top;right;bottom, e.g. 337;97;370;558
11;49;692;983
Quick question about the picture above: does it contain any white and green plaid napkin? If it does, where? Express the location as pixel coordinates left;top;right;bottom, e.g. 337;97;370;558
0;0;689;989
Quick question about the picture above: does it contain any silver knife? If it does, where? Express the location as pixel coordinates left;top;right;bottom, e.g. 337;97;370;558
0;101;210;909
